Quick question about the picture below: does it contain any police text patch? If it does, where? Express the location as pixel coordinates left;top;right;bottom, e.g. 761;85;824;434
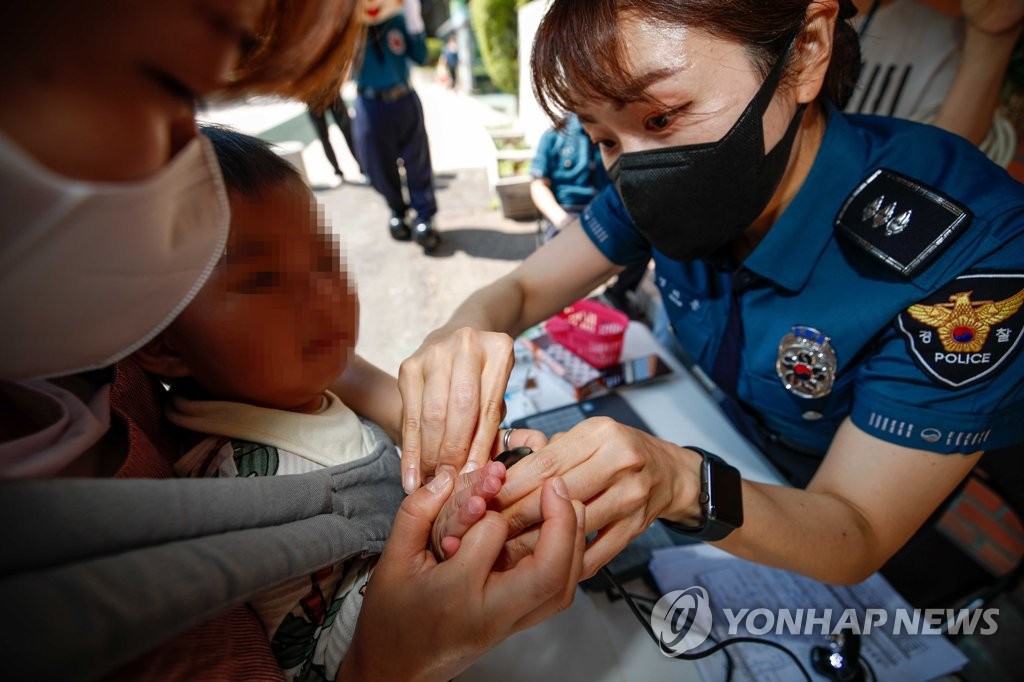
836;169;972;277
898;273;1024;388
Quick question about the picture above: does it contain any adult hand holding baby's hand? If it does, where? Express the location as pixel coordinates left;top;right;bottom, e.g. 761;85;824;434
342;466;585;681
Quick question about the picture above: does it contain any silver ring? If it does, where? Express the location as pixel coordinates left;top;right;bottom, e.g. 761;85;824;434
502;428;516;451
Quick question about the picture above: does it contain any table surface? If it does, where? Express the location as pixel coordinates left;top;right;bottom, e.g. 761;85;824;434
460;322;788;681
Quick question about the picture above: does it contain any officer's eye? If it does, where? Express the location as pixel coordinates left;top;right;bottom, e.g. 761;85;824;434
645;113;673;131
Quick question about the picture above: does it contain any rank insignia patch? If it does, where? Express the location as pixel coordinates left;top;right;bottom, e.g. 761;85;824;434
898;273;1024;388
836;169;972;277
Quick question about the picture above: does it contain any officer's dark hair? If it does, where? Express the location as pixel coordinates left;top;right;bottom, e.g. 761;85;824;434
199;123;304;197
531;0;861;124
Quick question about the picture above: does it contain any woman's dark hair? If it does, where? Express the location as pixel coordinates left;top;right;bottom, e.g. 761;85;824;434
199;124;303;197
531;0;861;122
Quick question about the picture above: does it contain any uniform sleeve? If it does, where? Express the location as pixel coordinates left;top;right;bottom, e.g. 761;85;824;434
530;130;556;179
850;267;1024;454
403;19;428;64
580;184;652;266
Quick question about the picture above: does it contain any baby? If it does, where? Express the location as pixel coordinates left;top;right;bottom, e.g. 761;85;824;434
134;125;510;679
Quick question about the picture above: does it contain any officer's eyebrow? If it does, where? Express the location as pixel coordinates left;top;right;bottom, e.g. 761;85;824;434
576;65;687;116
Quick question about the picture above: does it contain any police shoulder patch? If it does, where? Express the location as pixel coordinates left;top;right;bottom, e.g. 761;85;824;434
898;273;1024;389
387;28;406;54
835;169;972;277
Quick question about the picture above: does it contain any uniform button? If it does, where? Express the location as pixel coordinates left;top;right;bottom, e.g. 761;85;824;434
802;411;824;421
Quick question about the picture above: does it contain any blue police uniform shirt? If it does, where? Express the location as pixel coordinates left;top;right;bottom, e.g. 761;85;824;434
530;114;610;210
581;106;1024;456
356;15;427;91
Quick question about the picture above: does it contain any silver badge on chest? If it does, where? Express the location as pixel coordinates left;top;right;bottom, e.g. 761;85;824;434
776;326;837;400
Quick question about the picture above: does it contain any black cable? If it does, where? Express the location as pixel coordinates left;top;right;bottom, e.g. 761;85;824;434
622;589;735;679
620;589;734;678
600;566;812;682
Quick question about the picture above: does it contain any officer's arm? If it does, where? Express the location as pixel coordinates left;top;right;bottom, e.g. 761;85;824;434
397;218;626;485
402;0;428;64
715;418;981;584
423;220;622;342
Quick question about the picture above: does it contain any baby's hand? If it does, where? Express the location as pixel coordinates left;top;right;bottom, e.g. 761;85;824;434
430;461;507;560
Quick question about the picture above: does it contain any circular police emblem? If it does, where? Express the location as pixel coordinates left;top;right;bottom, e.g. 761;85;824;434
387;28;406;54
776;326;837;400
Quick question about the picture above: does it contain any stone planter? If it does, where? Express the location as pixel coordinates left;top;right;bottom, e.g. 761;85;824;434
487;130;539;220
495;174;538;220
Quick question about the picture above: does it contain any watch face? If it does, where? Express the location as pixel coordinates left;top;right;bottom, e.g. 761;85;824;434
706;459;744;528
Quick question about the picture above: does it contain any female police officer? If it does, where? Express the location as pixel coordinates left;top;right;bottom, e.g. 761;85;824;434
397;0;1024;585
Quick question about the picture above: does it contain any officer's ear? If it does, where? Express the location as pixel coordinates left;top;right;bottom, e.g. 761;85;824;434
132;335;193;379
791;0;838;105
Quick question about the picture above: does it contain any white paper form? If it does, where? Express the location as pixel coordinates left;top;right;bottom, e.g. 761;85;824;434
649;545;968;682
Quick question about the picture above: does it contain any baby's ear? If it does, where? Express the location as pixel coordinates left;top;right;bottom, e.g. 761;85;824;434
132;335;192;379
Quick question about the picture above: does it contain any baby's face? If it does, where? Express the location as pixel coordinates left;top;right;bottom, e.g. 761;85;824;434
166;180;358;412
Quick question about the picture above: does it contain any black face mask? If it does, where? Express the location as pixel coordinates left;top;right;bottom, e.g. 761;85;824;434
609;38;806;262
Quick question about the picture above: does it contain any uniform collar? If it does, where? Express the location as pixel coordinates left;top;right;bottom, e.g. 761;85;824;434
743;105;867;292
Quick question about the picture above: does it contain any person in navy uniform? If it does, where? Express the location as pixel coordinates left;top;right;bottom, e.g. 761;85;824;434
353;0;440;252
395;0;1024;586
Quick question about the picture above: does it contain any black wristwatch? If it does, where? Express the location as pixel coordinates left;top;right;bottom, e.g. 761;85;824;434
661;447;744;541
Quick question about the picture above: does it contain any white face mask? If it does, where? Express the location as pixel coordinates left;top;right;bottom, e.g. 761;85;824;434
0;133;230;380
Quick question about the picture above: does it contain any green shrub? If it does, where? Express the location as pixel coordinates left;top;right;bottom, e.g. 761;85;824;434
470;0;530;94
425;36;443;67
498;158;532;177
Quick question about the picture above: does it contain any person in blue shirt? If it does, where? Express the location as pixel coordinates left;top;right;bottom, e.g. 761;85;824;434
395;0;1024;586
530;113;647;317
441;34;459;90
353;0;440;252
529;113;610;242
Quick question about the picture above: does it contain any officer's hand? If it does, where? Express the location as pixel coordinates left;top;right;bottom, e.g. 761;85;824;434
495;417;703;579
397;327;517;491
403;0;425;33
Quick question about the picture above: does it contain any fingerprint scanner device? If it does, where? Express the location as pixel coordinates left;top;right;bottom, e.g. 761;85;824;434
508;391;654;439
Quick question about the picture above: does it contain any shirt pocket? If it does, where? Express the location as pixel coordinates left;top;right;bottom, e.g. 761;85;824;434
743;370;856;451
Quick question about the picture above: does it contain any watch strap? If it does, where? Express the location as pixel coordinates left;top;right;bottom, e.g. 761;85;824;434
661;446;742;541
